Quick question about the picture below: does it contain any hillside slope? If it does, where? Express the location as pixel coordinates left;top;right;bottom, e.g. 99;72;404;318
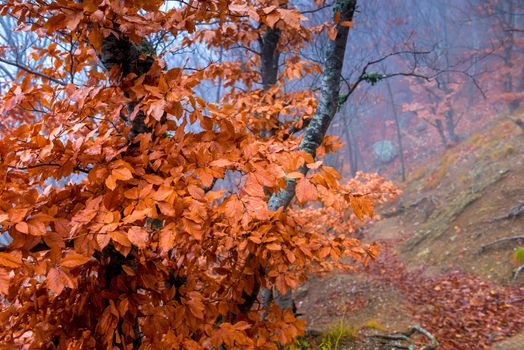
296;117;524;349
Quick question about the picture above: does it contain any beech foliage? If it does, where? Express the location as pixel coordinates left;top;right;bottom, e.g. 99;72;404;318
0;1;398;348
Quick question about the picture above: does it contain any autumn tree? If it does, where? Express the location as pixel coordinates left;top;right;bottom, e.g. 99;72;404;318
0;1;401;348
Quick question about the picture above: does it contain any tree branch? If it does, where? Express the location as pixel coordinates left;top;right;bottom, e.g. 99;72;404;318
479;236;524;253
7;162;91;174
0;57;66;86
299;2;335;15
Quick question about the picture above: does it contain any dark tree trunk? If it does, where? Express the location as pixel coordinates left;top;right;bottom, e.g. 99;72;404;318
260;29;281;90
96;33;157;349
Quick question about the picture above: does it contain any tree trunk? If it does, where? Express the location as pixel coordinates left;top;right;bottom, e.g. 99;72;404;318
385;80;406;181
445;109;459;143
264;0;357;312
342;115;358;177
260;28;281;90
438;3;459;144
435;119;449;148
96;34;156;348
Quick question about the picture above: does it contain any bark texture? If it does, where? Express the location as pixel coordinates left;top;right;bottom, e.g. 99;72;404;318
268;0;357;211
260;28;281;90
99;34;155;140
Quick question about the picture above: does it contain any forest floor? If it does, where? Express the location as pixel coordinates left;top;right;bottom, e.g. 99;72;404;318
295;117;524;349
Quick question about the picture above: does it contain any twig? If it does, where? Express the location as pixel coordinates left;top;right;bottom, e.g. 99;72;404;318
372;325;438;350
513;264;524;281
7;163;91;174
0;57;66;86
299;2;334;14
479;236;524;253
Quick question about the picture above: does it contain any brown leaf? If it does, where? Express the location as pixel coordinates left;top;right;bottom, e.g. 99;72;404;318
0;268;9;294
47;267;64;295
128;226;148;248
61;253;91;268
0;252;22;268
295;177;318;204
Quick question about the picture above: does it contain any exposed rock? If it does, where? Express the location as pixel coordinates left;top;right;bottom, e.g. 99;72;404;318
373;140;398;164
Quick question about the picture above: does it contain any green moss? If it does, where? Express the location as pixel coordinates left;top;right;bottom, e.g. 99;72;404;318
318;321;359;350
513;246;524;264
363;319;386;331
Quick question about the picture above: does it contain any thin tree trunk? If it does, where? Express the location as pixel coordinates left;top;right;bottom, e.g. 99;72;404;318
445;109;459;143
439;2;459;144
435;119;449;148
342;115;357;177
350;119;365;171
385;80;406;181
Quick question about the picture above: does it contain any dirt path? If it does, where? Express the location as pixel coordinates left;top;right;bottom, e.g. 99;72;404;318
296;241;524;349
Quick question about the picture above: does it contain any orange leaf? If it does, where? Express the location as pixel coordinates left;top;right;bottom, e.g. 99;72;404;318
61;253;91;268
295;178;318;204
47;267;64;295
209;159;234;167
266;243;281;251
225;196;244;219
287;171;304;179
0;268;9;294
349;195;374;220
112;167;133;181
265;11;280;28
110;231;132;247
283;248;296;263
277;9;305;30
105;175;117;190
187;292;205;319
8;208;28;223
97;233;110;250
159;227;175;254
318;246;331;258
188;185;205;201
244;174;265;198
334;11;341;24
327;25;338;40
15;222;28;234
0;252;22;268
182;218;202;240
128;226;148;248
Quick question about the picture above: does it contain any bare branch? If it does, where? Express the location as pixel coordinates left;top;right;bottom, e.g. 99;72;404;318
7;163;91;174
0;57;66;86
299;2;334;15
479;236;524;253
